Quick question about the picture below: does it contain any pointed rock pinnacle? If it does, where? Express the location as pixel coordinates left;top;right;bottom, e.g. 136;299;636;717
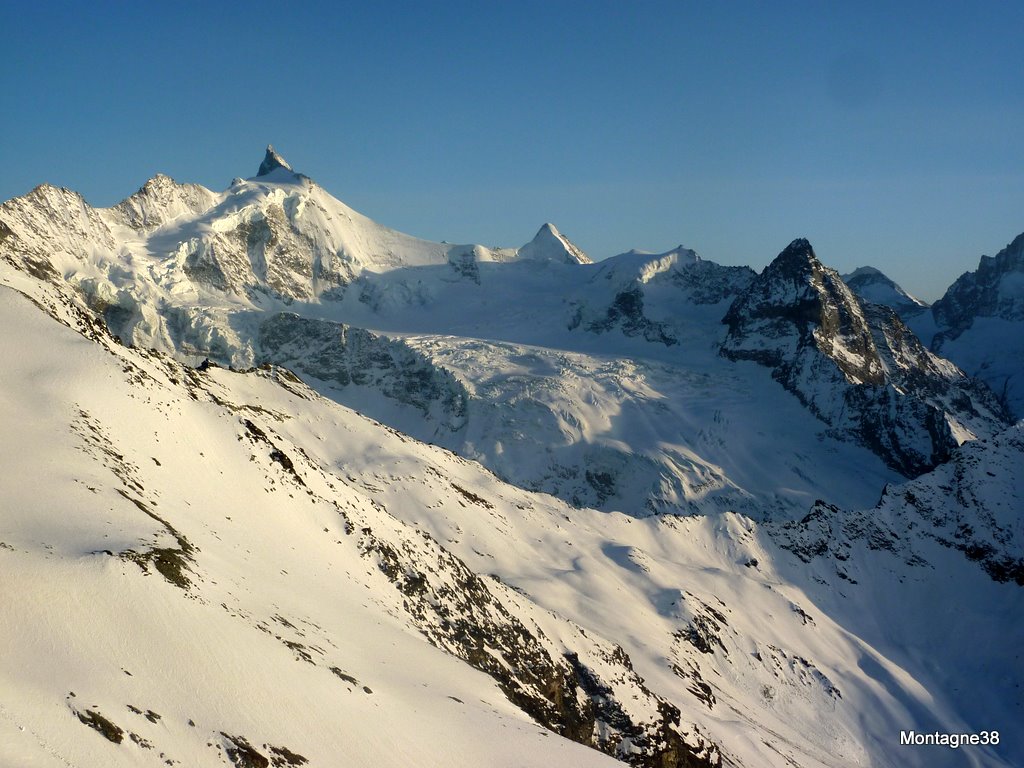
257;145;293;177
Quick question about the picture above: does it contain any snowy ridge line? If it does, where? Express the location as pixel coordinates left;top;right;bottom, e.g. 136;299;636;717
0;152;1010;518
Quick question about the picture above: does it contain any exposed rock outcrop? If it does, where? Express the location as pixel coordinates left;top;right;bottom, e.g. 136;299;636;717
721;239;1007;476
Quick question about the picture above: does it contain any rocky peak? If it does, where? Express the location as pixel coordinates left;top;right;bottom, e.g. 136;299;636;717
932;231;1024;333
667;244;699;261
26;182;83;203
140;172;176;189
124;174;187;203
771;237;819;276
0;182;116;254
748;238;826;299
257;144;293;177
722;238;883;385
716;239;998;476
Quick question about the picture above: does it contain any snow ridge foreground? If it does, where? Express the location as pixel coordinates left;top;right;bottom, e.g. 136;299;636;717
0;285;717;768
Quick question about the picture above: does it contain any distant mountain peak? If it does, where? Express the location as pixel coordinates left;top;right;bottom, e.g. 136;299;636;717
517;222;591;264
842;265;929;318
719;239;1009;476
135;173;183;194
845;265;884;279
257;144;293;177
532;222;568;246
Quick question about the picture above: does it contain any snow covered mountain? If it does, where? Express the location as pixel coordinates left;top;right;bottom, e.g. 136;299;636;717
517;222;592;265
1;148;1007;518
909;233;1024;419
841;266;929;320
1;147;1020;768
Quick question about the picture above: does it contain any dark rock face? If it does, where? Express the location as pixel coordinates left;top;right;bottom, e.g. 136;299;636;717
932;232;1024;336
863;303;1006;418
721;239;1008;476
586;286;678;346
75;708;125;743
222;733;270;768
668;260;756;305
722;238;884;384
772;423;1024;587
921;232;1024;420
259;313;469;431
357;517;721;768
257;145;293;177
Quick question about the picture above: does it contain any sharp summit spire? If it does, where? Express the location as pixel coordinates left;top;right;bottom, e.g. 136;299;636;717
257;144;292;177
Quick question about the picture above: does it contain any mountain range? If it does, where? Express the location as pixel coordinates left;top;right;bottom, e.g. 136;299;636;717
1;146;1020;768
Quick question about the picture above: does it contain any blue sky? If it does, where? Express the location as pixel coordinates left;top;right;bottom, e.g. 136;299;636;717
3;0;1021;300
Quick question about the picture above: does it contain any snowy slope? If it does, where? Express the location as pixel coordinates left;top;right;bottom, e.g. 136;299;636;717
0;283;717;768
1;271;1020;767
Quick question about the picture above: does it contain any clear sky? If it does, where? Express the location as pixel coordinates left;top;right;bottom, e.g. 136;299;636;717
3;0;1022;300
